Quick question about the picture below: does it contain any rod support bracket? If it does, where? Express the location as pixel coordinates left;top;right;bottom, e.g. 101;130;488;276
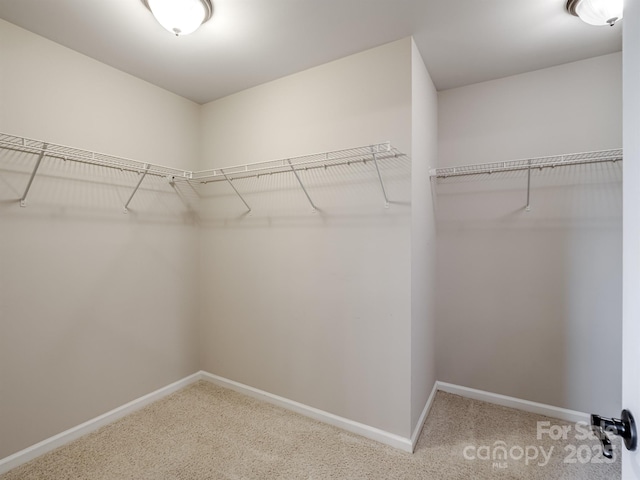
222;169;252;213
123;163;150;212
371;150;390;208
287;159;317;212
525;160;532;212
19;144;48;208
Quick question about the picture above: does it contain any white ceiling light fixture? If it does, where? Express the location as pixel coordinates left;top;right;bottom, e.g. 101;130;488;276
143;0;213;36
566;0;623;26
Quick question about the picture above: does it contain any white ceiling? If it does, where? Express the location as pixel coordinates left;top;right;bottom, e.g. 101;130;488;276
0;0;622;105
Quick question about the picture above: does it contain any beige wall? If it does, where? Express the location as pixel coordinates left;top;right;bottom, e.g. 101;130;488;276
198;38;420;438
436;53;622;416
438;53;622;168
410;39;438;431
199;40;413;166
0;19;200;168
0;19;201;458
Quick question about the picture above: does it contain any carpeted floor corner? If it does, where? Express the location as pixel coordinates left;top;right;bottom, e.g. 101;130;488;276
0;381;621;479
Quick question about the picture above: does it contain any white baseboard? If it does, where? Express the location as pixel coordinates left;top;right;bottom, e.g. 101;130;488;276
199;371;414;452
0;373;592;475
436;382;590;424
410;381;439;452
0;372;202;476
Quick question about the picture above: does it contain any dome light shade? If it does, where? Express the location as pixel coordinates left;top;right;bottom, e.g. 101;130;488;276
144;0;213;36
566;0;623;26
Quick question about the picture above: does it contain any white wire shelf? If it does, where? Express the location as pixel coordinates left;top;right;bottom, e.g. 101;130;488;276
192;142;400;182
187;142;405;212
0;133;193;179
430;148;623;212
0;133;406;212
429;149;623;178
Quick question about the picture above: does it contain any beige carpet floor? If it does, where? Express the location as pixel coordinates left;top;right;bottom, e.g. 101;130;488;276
0;381;621;479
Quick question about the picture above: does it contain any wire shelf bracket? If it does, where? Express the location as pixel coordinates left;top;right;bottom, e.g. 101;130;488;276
287;159;317;212
123;164;150;213
525;159;532;212
221;169;251;213
371;146;390;208
20;143;48;207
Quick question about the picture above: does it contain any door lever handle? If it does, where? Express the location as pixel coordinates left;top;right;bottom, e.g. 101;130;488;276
590;409;637;459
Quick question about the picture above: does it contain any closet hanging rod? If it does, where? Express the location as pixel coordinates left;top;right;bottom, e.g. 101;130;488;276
191;142;403;183
430;149;622;179
0;133;192;179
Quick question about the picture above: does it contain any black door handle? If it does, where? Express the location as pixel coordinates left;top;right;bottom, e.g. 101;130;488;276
590;409;637;459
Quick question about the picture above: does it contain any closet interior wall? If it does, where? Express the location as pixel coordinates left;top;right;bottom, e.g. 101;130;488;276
436;52;623;417
0;19;201;459
1;30;439;456
0;10;623;462
410;40;438;431
197;37;438;439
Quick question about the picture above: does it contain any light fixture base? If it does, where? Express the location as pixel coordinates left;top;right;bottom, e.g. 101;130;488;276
142;0;213;36
566;0;622;26
566;0;581;17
